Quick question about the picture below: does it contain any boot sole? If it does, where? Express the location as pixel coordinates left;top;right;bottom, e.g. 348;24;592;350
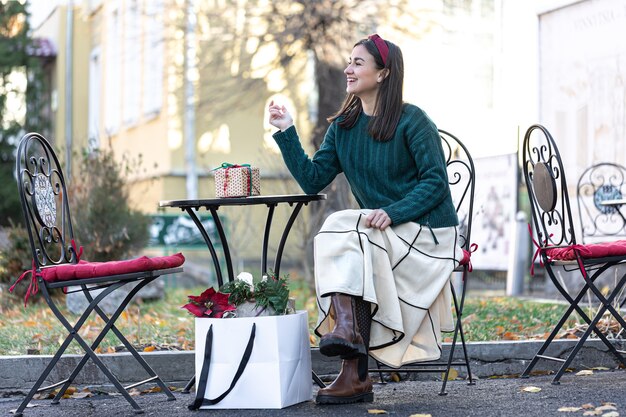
319;337;366;357
316;391;374;405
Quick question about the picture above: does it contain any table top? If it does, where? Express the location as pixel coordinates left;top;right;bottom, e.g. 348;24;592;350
159;193;327;209
599;199;626;206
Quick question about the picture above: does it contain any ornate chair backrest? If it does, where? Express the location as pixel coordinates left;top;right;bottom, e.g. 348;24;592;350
522;124;577;249
439;129;475;251
16;133;79;270
576;162;626;243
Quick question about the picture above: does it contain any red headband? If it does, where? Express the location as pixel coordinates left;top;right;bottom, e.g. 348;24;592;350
368;34;389;66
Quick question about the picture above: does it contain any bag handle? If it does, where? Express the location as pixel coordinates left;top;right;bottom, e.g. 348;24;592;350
188;322;256;410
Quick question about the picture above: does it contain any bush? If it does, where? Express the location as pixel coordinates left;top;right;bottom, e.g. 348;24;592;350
69;148;150;262
0;220;33;300
0;146;151;304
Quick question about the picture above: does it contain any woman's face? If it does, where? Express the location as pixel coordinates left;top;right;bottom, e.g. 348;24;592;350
344;45;385;100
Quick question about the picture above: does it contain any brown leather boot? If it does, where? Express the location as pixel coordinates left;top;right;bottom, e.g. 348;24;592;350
316;357;373;404
319;294;366;357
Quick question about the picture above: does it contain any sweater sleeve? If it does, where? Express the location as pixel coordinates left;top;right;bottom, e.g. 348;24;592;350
272;124;342;194
381;115;450;226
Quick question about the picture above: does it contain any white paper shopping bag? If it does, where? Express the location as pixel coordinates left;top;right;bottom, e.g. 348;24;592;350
190;310;313;409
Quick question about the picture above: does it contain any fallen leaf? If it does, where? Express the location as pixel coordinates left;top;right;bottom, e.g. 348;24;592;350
522;386;542;393
495;326;505;335
461;313;476;325
503;332;519;340
601;403;617;407
443;368;458;381
391;372;401;382
576;370;594;376
591;367;610;371
71;391;92;399
409;414;432;417
9;404;38;413
582;404;596;410
583;411;602;416
143;346;156;352
597;405;618;411
601;412;619;417
367;410;388;414
558;406;582;412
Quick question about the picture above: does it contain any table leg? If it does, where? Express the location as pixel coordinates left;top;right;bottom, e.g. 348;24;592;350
274;202;304;278
208;207;235;284
261;204;276;276
185;208;225;287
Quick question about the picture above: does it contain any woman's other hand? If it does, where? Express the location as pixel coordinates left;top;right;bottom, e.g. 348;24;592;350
364;209;392;230
268;100;294;131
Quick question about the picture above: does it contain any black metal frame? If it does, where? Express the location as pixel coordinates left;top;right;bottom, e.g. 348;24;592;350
521;124;626;384
368;129;476;395
159;193;328;391
576;162;626;243
13;133;183;416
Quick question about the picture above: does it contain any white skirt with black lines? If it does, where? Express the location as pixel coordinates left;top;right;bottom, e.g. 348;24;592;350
314;209;463;368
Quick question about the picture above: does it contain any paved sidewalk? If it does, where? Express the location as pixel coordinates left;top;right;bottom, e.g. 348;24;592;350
2;370;626;417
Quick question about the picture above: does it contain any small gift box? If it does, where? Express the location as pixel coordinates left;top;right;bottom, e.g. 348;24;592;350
214;163;260;198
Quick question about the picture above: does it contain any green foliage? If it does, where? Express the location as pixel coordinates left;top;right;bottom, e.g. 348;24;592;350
219;273;291;315
0;219;32;298
254;274;290;315
220;279;254;307
69;148;150;262
0;1;49;226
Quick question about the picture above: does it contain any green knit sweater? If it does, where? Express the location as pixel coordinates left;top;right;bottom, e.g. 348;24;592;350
272;103;458;228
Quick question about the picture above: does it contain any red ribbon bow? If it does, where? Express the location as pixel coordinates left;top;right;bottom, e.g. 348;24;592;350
461;243;478;272
10;239;85;305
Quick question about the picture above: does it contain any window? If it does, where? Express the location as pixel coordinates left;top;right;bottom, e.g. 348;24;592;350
143;0;163;117
123;0;140;126
88;47;101;148
104;1;121;134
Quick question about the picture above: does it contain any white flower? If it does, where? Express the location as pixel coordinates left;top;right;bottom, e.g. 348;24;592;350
237;271;254;289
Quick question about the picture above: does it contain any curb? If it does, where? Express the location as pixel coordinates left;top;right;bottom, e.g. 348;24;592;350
1;338;625;393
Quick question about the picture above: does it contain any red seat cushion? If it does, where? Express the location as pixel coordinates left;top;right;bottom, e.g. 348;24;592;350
546;240;626;261
40;252;185;283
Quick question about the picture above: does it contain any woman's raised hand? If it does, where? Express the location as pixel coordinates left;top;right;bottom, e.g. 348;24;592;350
268;100;294;131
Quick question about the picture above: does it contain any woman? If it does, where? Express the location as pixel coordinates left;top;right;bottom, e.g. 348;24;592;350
268;34;463;405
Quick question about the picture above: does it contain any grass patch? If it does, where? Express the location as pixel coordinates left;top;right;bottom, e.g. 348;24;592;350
457;296;578;342
0;290;589;356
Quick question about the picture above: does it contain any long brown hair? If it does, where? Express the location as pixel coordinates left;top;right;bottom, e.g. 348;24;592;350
327;37;404;142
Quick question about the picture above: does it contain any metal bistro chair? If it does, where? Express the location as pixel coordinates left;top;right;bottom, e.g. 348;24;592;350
11;133;185;416
369;129;476;395
577;162;626;243
521;124;626;384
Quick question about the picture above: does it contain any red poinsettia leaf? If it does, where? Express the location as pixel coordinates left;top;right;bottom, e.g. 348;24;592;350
210;291;231;306
188;287;217;304
210;303;236;318
181;302;207;317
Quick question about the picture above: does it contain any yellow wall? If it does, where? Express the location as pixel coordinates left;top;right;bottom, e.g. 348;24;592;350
37;1;318;270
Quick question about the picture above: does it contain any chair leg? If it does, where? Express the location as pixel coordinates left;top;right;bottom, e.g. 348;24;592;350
14;282;144;416
551;277;626;385
89;280;176;401
440;277;473;396
557;269;626;367
52;279;175;404
522;266;626;382
182;376;195;394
